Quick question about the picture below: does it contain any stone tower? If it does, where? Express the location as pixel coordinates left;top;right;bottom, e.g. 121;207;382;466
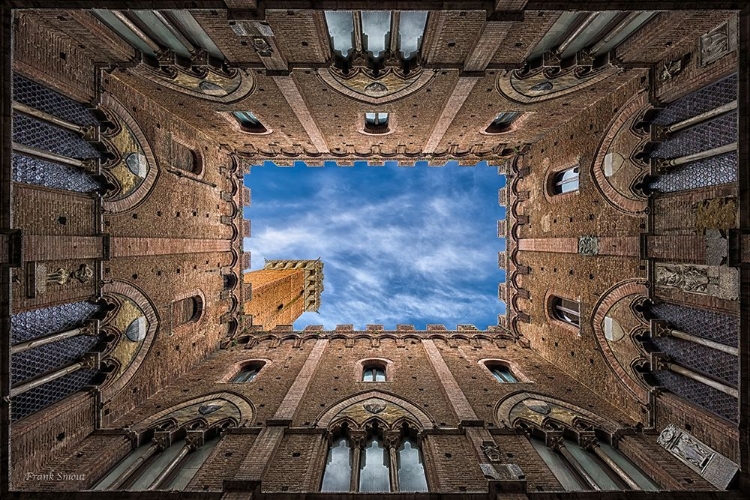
243;259;324;328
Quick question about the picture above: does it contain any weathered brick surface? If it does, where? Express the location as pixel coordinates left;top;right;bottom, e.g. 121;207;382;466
243;269;305;329
188;433;256;491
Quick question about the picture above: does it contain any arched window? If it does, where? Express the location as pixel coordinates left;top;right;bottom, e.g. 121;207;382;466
93;435;220;491
551;296;581;327
364;112;389;133
550;166;580;194
530;436;659;491
321;436;352;492
232;111;267;133
485;111;520;134
362;365;386;382
172;295;203;326
232;362;263;383
171;141;202;175
359;434;390;492
488;364;518;383
322;422;428;493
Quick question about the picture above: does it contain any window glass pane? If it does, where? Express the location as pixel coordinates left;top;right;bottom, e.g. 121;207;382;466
598;442;660;490
377;113;389;122
397;438;428;492
324;11;355;57
493;112;519;126
564;439;620;490
322;437;352;491
166;436;220;490
92;10;157;57
131;11;192;58
593;12;656;55
556;167;580;194
558;11;621;59
491;366;517;383
93;441;154;490
365;112;377;123
375;368;386;382
234;368;258;383
129;440;186;490
363;368;374;382
530;438;586;491
167;10;225;60
359;437;390;492
361;11;392;59
398;11;428;59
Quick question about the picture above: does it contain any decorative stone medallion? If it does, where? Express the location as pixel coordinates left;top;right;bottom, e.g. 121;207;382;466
522;399;551;415
363;401;386;414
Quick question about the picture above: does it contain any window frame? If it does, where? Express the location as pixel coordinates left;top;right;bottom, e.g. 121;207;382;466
479;359;532;383
356;358;392;383
222;359;269;383
544;161;582;204
545;291;582;334
227;110;271;134
483;111;522;134
363;112;390;134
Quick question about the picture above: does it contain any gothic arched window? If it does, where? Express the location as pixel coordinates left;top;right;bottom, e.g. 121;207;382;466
550;166;580;195
530;436;658;491
93;435;220;491
321;423;428;492
551;296;581;327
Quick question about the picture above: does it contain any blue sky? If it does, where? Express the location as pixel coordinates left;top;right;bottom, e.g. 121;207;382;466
243;160;506;330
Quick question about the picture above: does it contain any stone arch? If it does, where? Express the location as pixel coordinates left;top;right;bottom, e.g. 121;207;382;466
99;94;159;213
495;391;617;434
100;281;159;400
135;65;256;104
317;67;436;104
316;390;434;430
133;391;255;431
590;90;650;215
496;65;617;104
590;279;650;403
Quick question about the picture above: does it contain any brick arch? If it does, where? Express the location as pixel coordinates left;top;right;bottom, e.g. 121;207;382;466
590;279;650;403
315;390;434;430
590;90;650;216
317;67;436;104
100;281;159;400
135;66;256;104
100;94;159;213
497;66;616;104
494;391;617;433
133;391;255;431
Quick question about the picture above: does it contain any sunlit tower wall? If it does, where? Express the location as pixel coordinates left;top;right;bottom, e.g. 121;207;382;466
243;259;324;328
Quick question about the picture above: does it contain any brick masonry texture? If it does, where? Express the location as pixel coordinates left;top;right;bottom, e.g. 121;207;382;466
5;2;746;498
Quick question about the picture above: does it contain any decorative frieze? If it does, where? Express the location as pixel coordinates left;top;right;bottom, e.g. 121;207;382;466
700;20;737;67
578;236;599;256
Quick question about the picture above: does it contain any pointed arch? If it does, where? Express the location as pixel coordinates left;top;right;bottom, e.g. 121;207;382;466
316;390;434;430
495;391;617;434
133;391;255;431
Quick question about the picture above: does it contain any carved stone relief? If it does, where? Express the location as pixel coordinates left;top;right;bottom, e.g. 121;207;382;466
481;441;502;462
700;20;737;66
658;424;738;489
578;236;599;256
655;263;738;301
